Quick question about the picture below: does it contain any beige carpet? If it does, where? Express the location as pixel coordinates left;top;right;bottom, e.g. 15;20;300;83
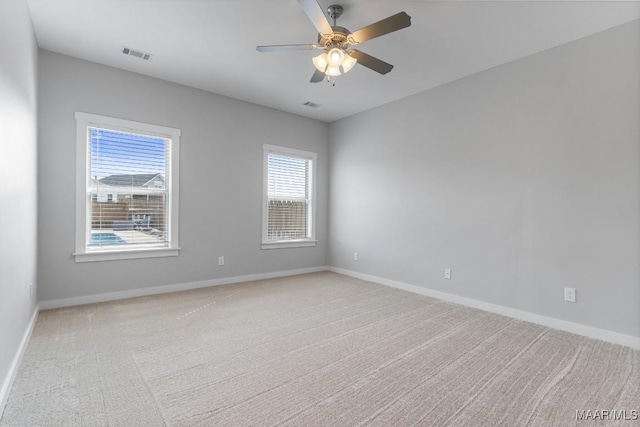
1;272;638;426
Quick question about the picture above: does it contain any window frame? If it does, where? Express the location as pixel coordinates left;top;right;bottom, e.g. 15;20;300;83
74;112;181;262
262;144;317;249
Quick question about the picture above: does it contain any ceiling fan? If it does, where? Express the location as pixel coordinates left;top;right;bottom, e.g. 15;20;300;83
256;0;411;84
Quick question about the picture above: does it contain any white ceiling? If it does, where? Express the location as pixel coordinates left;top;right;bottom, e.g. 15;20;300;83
26;0;640;122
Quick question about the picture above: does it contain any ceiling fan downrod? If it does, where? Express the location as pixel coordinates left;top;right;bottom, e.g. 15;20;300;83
327;4;343;26
323;4;346;86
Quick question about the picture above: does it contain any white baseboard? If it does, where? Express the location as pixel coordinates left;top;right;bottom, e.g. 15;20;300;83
33;264;640;348
329;267;640;350
39;266;329;310
0;304;39;418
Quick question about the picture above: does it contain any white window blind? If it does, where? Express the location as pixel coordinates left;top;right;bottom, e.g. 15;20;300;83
75;112;180;262
88;127;170;248
263;145;316;248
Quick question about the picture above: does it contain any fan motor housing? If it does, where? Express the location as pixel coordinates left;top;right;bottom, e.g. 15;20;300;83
318;26;350;48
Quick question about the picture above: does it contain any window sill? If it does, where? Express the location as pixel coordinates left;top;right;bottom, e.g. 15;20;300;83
261;240;317;250
74;247;180;263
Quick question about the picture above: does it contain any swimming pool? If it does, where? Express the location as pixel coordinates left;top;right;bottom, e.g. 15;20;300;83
90;233;126;245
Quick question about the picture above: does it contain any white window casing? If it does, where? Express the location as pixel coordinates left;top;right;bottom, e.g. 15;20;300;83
262;144;317;249
74;112;180;262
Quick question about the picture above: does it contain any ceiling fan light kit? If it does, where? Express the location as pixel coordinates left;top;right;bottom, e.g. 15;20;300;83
313;47;357;77
257;0;411;85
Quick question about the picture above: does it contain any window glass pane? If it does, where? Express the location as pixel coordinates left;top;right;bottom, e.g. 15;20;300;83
267;152;310;241
268;154;308;200
88;127;169;248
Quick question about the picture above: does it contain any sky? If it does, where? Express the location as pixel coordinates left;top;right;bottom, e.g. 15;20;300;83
90;127;167;179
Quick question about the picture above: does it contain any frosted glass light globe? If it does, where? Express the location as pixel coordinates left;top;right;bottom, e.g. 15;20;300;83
325;65;341;77
327;48;345;67
312;53;328;72
341;54;357;73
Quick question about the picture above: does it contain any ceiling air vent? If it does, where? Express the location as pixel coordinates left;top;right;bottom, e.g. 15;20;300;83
303;101;320;108
121;46;152;61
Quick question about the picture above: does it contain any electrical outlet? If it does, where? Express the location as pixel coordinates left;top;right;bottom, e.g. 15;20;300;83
564;287;576;303
444;269;451;280
218;256;225;266
353;252;359;261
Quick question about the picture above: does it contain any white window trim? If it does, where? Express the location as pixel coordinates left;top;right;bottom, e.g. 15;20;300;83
262;144;317;250
74;112;181;262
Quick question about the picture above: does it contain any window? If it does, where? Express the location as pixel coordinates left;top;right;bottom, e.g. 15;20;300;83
75;112;180;262
262;144;317;249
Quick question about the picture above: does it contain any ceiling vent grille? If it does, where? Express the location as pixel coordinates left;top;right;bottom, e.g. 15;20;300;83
121;46;152;61
303;101;321;108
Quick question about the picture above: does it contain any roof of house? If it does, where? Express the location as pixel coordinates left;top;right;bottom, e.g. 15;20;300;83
99;174;163;187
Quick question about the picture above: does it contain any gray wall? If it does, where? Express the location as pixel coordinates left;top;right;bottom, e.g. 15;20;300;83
0;0;39;400
38;51;329;301
329;20;640;339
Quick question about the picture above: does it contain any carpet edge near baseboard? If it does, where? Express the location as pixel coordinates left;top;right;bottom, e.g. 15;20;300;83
0;304;39;419
328;267;640;351
38;266;331;311
36;265;640;351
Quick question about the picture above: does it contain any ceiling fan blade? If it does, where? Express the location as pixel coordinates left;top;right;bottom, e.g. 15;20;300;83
349;12;411;44
297;0;333;35
349;50;394;75
310;69;325;83
256;44;317;53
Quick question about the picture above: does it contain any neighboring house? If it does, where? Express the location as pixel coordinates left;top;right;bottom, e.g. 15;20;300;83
91;173;165;202
89;174;167;231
